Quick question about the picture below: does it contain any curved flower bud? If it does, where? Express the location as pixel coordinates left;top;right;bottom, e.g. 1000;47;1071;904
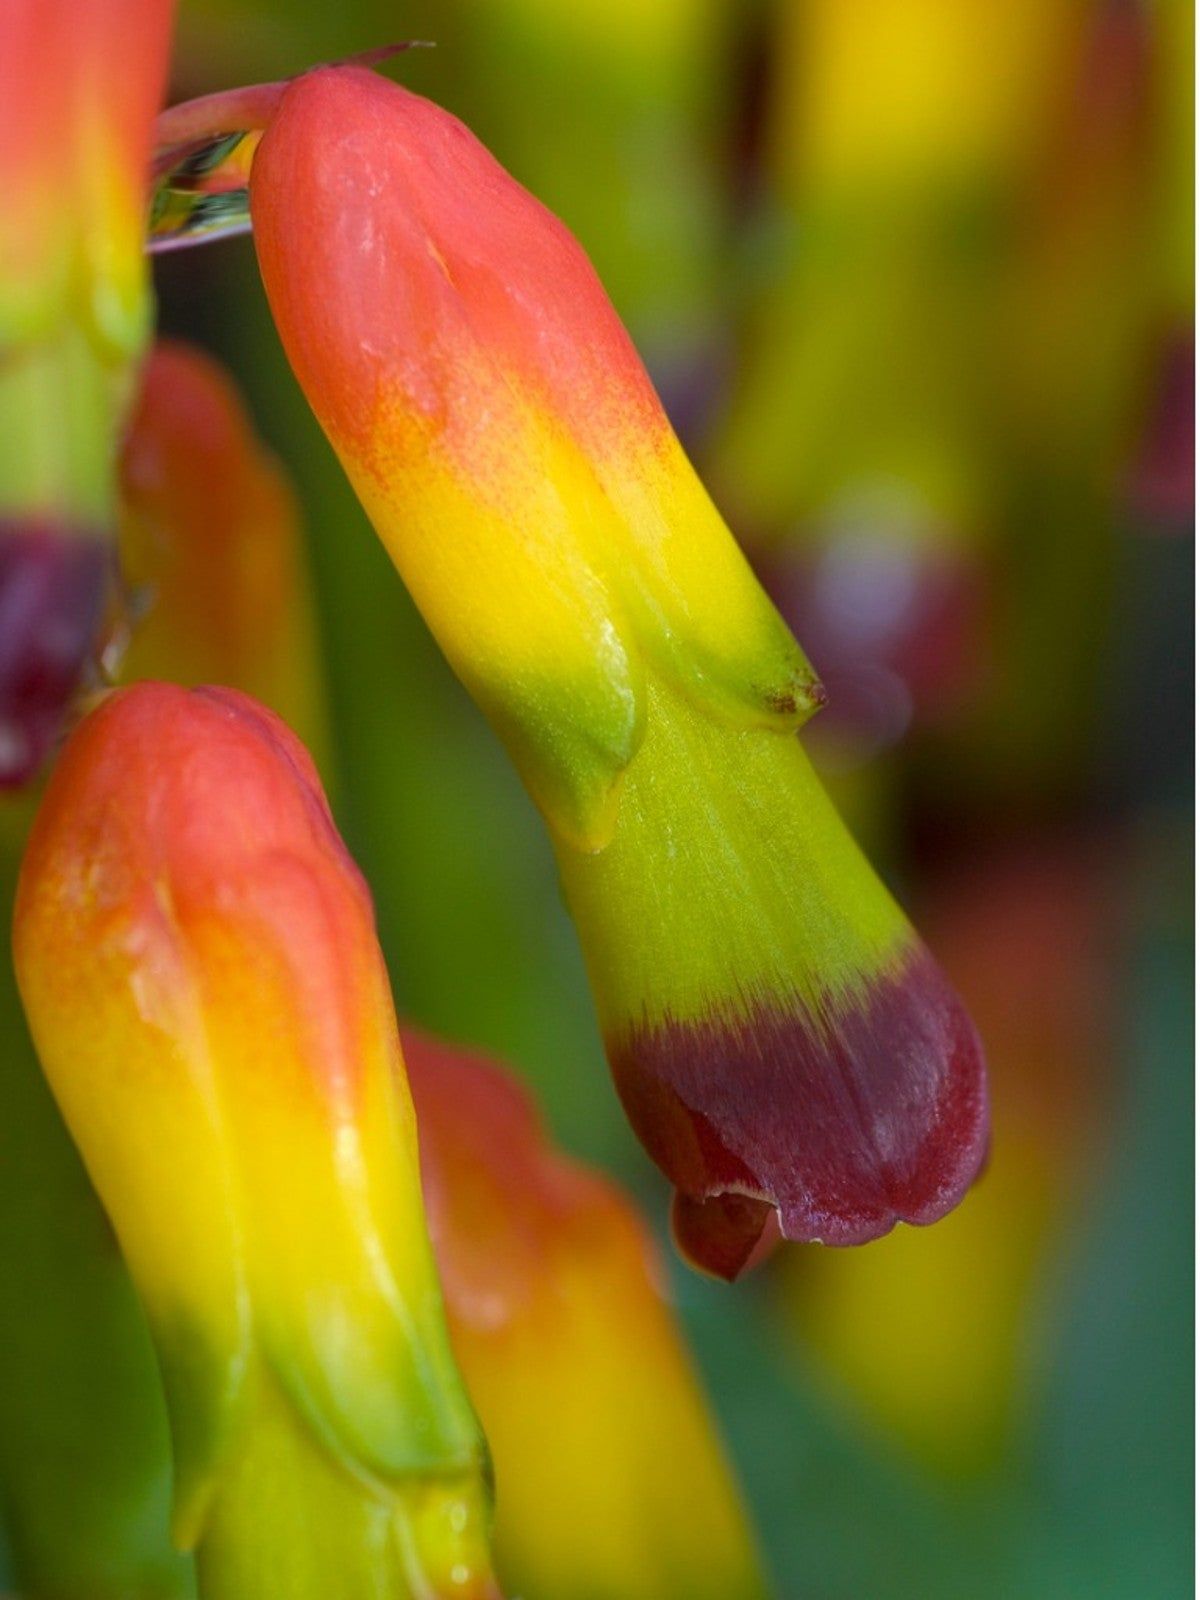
0;0;173;787
247;64;988;1276
249;65;819;853
402;1026;769;1600
118;339;330;764
14;683;499;1599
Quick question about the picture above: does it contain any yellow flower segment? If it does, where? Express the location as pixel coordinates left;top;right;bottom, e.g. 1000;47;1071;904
403;1027;769;1600
14;683;499;1600
250;67;820;854
249;64;988;1279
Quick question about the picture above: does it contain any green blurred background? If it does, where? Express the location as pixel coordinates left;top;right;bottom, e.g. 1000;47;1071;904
146;2;1192;1595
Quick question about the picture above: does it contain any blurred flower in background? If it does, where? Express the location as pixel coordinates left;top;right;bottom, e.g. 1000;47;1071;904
0;0;174;786
405;1026;770;1600
117;338;329;763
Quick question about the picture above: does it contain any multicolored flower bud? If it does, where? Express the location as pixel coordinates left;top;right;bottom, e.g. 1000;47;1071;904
14;683;499;1599
403;1026;769;1600
245;64;988;1277
0;0;173;788
118;339;330;764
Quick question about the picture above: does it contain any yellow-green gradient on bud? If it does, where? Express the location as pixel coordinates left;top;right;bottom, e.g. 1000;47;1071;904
0;1;174;788
248;64;988;1279
14;684;500;1600
118;340;330;769
249;65;821;854
403;1027;770;1600
0;336;334;1598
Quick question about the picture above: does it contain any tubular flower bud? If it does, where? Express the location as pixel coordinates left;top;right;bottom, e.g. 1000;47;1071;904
402;1027;769;1600
248;65;988;1277
0;0;173;787
118;339;330;764
14;684;499;1600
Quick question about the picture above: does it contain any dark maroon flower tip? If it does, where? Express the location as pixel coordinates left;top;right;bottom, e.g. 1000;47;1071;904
0;521;110;789
609;944;989;1279
671;1192;778;1283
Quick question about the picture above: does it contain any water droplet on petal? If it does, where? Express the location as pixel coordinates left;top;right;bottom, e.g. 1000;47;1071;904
147;131;260;253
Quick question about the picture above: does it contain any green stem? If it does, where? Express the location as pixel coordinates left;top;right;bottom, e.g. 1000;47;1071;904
196;1368;499;1600
0;320;127;527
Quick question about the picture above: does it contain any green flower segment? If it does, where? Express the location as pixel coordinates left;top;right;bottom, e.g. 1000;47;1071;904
240;62;990;1278
558;679;988;1276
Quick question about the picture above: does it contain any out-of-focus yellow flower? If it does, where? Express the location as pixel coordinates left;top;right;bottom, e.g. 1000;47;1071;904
767;0;1083;202
707;1;1094;766
14;683;500;1600
403;1026;770;1600
118;339;330;766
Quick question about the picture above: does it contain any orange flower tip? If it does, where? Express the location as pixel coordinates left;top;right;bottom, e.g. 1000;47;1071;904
248;63;668;452
612;945;990;1279
30;680;348;896
0;519;109;789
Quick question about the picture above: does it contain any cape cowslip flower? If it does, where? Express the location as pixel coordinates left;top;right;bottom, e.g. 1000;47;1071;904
0;0;173;787
403;1026;770;1600
241;63;988;1278
118;339;329;763
14;683;500;1599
